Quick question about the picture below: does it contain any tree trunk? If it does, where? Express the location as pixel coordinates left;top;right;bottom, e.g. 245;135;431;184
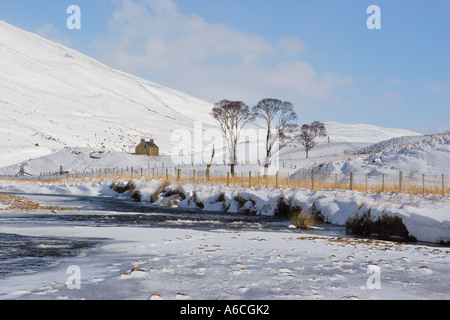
263;157;270;178
230;163;235;177
263;164;269;178
206;165;211;181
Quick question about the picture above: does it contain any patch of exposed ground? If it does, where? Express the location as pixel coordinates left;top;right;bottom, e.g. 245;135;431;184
0;194;73;213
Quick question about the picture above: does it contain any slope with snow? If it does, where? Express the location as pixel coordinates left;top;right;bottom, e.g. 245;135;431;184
291;133;450;178
0;20;216;168
0;19;431;179
324;121;421;144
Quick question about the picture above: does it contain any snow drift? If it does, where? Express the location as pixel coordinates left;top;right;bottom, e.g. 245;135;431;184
120;179;450;244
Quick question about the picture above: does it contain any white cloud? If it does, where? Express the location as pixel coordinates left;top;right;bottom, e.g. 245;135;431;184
383;90;404;102
424;80;448;95
277;36;306;57
96;0;351;104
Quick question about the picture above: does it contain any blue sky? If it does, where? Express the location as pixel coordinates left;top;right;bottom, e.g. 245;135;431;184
1;0;449;133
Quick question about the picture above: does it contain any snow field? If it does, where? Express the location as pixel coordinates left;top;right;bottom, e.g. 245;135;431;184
0;225;448;300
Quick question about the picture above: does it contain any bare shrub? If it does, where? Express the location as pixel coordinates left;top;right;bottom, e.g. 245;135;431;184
289;207;317;229
150;180;170;203
345;211;416;242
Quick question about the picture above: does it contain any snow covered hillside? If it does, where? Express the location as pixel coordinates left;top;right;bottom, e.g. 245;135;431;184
323;122;421;144
291;133;450;178
0;20;425;176
0;20;216;168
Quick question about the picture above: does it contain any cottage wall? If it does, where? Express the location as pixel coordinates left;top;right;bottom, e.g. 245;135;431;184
135;139;159;156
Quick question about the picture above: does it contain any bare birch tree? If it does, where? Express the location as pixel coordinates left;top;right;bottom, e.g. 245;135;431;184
211;100;254;176
298;121;327;158
253;98;298;177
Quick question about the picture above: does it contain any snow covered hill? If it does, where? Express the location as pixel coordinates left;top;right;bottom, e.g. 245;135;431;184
323;121;421;144
0;20;216;167
0;20;426;176
291;132;450;178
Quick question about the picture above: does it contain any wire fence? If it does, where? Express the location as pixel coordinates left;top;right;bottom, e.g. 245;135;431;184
15;167;447;197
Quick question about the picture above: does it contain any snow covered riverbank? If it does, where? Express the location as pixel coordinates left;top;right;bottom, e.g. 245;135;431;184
111;179;449;244
1;178;449;244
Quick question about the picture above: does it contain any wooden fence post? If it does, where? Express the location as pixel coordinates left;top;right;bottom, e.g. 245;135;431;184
248;171;252;188
365;174;368;193
177;169;181;181
442;174;445;196
422;173;425;196
382;174;385;193
349;172;353;191
227;172;230;187
276;171;279;189
399;171;403;193
311;171;315;190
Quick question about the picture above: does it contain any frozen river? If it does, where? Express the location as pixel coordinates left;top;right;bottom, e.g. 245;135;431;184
0;192;346;279
0;192;353;232
0;192;449;300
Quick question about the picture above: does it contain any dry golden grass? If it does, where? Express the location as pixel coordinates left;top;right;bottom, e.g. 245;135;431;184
0;194;73;212
1;171;447;197
289;208;317;229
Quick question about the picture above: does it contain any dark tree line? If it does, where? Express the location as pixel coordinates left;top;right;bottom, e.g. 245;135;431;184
211;98;327;176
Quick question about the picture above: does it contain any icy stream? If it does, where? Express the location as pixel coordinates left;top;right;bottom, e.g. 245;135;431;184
0;192;448;300
0;192;346;279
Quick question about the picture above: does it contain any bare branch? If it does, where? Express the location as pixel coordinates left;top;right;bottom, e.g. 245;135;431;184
297;122;327;158
210;100;254;175
253;98;298;175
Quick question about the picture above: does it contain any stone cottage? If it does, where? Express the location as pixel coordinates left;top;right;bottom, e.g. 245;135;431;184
135;138;159;156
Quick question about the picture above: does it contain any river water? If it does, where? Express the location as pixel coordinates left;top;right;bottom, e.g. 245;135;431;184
0;192;347;279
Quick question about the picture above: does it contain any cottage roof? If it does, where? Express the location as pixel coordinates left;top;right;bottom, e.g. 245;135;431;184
141;139;158;148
